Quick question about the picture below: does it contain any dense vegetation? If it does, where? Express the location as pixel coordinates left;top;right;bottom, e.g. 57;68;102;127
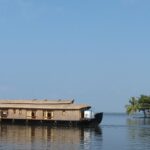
126;95;150;117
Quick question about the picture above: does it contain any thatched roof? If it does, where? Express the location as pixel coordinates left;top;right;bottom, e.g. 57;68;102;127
0;99;91;110
0;99;74;104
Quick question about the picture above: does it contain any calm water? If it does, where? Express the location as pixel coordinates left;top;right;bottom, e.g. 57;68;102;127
1;113;150;150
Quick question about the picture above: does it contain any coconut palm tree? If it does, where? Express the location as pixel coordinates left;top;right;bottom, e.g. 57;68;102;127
138;95;150;117
126;95;150;117
125;97;139;115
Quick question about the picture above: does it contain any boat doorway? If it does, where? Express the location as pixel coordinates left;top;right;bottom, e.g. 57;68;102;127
43;111;53;120
81;111;84;119
47;112;53;119
31;111;36;119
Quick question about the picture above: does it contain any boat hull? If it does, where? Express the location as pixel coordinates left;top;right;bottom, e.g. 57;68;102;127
0;112;103;127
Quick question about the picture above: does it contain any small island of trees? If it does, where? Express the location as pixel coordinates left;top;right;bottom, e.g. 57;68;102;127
126;95;150;117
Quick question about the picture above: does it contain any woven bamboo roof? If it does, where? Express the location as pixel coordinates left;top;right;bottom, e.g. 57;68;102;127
0;99;91;110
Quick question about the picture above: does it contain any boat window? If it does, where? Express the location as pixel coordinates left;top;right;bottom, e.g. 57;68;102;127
1;110;8;118
47;112;53;119
81;111;84;119
31;111;36;119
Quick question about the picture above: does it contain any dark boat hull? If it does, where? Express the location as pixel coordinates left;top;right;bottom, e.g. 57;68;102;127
0;112;103;127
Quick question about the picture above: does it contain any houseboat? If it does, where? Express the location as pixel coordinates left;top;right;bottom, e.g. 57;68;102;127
0;99;103;127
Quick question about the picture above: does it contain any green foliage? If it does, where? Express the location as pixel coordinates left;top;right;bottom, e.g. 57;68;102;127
138;95;150;105
125;95;150;116
125;97;139;115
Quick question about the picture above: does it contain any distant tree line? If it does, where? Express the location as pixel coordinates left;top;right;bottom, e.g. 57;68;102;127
126;95;150;117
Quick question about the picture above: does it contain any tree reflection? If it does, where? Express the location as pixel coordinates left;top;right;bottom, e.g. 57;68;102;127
127;117;150;126
126;117;150;149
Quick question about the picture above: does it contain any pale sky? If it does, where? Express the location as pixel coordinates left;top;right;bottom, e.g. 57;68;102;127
0;0;150;112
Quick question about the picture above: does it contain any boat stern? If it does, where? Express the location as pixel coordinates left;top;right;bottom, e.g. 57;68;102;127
94;112;103;124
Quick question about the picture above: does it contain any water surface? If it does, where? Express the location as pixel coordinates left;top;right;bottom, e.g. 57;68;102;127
1;113;150;150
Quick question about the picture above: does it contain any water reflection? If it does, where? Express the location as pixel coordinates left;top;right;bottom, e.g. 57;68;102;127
127;117;150;126
0;125;102;150
126;117;150;150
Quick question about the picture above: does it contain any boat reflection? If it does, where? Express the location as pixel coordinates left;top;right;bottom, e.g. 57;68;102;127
0;125;102;150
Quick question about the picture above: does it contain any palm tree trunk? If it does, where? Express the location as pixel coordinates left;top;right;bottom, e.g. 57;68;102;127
143;110;147;118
